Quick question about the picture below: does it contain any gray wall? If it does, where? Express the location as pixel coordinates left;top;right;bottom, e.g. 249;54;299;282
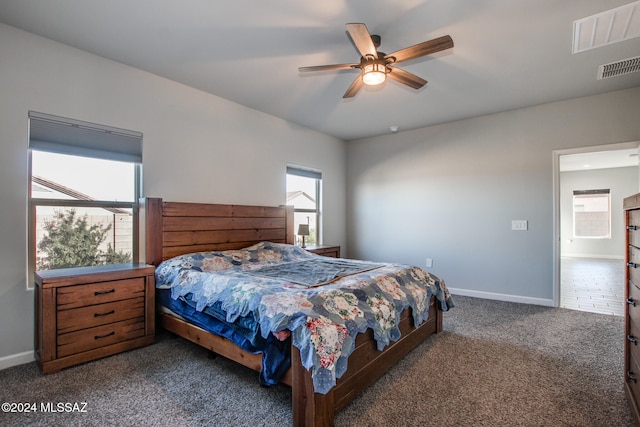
346;87;640;305
560;166;638;259
1;20;639;368
0;24;346;365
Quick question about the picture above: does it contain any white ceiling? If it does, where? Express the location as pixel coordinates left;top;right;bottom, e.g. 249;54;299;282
1;0;639;141
560;148;639;171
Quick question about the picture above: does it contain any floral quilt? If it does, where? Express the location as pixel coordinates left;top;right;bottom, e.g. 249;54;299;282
155;241;454;394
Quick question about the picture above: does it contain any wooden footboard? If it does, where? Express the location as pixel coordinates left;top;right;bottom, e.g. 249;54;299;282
292;299;442;426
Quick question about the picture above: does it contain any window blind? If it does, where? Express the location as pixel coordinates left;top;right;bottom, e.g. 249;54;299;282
287;165;322;180
29;111;143;163
573;189;610;195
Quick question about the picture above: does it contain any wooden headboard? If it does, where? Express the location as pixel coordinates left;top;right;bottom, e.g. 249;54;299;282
141;197;295;266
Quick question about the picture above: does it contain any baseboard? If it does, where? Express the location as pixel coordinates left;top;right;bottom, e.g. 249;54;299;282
0;350;34;371
561;254;624;260
448;287;555;307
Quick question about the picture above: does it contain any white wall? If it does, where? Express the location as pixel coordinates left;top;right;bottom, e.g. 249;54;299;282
0;24;346;364
346;87;640;305
560;166;638;259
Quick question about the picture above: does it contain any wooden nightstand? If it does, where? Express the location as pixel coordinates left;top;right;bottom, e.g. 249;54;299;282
304;245;341;258
35;263;156;374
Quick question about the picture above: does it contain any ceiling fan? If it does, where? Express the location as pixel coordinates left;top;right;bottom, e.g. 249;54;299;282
298;23;454;98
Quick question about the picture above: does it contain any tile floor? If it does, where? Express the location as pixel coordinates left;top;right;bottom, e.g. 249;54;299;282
560;257;625;316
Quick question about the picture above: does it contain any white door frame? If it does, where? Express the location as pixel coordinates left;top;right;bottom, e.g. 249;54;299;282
552;141;640;307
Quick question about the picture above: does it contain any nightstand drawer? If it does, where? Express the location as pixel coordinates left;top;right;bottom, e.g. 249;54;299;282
57;277;145;310
630;316;640;364
629;209;640;248
57;317;145;358
630;246;640;287
306;245;341;258
630;282;640;322
57;297;145;334
629;350;640;401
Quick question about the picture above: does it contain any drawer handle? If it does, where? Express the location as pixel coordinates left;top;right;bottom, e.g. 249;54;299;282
628;335;638;345
94;310;115;318
94;331;115;340
94;289;115;296
629;371;638;383
628;263;639;269
629;225;639;231
628;298;637;307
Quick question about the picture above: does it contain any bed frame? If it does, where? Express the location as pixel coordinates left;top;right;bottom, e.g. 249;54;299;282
141;197;443;426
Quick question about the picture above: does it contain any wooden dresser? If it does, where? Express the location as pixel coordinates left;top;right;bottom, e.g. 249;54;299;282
35;263;155;374
625;193;640;425
304;245;341;258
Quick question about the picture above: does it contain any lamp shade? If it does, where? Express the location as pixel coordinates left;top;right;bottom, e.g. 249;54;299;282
297;224;310;236
362;61;386;85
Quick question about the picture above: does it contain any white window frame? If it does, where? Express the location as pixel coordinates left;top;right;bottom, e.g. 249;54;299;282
286;165;322;245
572;189;611;239
27;112;143;286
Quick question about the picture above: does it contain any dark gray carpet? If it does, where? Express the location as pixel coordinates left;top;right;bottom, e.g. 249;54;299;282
0;296;633;426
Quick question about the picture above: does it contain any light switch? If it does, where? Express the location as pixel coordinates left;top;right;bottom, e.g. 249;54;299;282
512;220;528;231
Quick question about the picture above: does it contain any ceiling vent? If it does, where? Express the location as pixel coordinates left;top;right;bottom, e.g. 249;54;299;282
573;1;640;54
597;55;640;79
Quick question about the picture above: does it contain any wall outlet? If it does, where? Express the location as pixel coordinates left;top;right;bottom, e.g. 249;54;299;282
511;220;528;231
426;258;433;268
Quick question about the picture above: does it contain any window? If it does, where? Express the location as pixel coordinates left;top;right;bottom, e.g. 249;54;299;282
28;112;142;279
573;189;611;238
286;166;321;246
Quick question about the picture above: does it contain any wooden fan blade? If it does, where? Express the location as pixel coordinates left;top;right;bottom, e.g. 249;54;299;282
298;63;358;72
386;35;453;63
346;23;377;58
343;75;364;98
388;67;428;89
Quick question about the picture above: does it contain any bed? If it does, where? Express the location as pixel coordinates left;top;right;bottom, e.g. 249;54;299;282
141;197;452;426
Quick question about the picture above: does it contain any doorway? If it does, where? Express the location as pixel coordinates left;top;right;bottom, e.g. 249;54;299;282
553;142;639;315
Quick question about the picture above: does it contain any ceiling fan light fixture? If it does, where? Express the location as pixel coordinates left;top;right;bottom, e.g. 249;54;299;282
299;23;453;98
362;61;387;85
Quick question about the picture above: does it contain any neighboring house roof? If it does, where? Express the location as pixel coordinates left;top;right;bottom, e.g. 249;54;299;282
32;175;131;215
286;191;315;204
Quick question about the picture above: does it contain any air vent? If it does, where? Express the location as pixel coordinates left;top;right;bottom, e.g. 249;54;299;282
597;56;640;79
573;1;640;54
